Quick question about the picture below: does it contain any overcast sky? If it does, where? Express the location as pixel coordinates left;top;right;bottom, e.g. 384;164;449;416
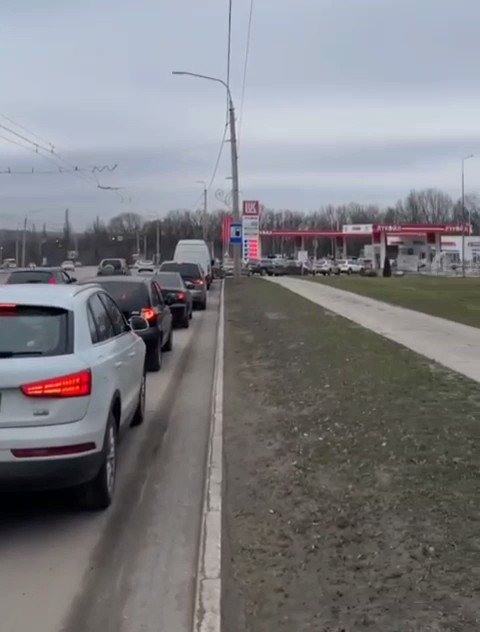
1;0;480;229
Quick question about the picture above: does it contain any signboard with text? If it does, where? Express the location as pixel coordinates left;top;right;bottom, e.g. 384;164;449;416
242;200;260;216
242;201;261;260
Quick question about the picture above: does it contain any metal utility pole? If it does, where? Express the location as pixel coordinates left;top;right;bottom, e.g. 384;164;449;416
143;235;147;260
197;180;208;240
136;231;140;256
21;215;27;267
15;228;19;265
462;154;474;278
173;71;242;279
155;220;160;266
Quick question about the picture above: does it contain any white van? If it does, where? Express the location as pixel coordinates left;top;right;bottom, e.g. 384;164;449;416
173;240;213;288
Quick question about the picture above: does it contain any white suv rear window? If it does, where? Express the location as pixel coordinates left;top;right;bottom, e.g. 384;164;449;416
0;305;70;357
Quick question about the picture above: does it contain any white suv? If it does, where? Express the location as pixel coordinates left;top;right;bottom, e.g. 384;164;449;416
0;284;147;509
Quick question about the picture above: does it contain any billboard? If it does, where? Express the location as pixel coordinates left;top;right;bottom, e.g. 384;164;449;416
342;224;373;234
242;201;261;260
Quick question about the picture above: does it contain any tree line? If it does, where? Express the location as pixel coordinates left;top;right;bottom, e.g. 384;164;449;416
1;187;478;265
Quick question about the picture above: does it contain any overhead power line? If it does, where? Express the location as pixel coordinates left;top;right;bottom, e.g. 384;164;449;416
0;117;120;191
208;122;229;191
0;122;54;154
238;0;255;150
0;164;118;175
0;113;55;149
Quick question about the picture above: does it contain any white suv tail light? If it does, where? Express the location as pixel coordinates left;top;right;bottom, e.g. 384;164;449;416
21;370;92;398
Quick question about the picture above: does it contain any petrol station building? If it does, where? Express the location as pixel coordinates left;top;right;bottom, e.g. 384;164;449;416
258;223;472;271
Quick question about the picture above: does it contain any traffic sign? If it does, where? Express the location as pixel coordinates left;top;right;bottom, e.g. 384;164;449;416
230;223;242;245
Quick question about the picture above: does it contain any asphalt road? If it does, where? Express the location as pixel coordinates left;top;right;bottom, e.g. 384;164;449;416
0;273;220;632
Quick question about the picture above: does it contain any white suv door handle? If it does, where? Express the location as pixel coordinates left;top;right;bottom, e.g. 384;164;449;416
115;361;123;368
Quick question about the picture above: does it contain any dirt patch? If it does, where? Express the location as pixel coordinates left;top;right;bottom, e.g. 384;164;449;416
222;278;480;632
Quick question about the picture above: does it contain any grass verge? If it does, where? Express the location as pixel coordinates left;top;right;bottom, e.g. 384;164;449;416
312;275;480;328
223;277;480;632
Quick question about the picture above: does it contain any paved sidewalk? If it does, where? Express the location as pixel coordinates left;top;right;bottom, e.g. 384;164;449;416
269;276;480;383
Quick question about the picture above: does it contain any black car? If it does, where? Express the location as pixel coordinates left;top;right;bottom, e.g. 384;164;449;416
6;267;76;285
159;262;207;310
86;276;173;372
97;258;131;277
153;271;193;328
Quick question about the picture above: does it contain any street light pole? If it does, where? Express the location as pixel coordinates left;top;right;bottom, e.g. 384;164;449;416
197;180;208;240
155;220;160;266
462;154;474;278
173;71;242;279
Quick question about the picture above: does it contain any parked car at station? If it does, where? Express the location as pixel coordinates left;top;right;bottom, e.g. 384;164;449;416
0;284;147;509
97;258;130;277
249;258;281;276
154;271;193;328
314;259;333;275
159;261;207;310
6;267;77;285
86;276;173;372
338;259;364;274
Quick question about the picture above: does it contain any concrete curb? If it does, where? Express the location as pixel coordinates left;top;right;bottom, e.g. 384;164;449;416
194;280;224;632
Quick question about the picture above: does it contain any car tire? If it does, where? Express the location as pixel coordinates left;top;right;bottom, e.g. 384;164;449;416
163;328;173;351
130;373;146;427
146;339;162;372
182;310;190;328
189;308;193;320
77;412;117;511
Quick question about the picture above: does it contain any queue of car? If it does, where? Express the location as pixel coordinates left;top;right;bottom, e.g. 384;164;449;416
0;240;213;510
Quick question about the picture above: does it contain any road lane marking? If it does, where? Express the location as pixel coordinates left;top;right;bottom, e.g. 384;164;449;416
193;281;223;632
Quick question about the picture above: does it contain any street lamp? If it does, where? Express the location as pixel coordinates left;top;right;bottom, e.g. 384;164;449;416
462;154;474;278
172;70;241;279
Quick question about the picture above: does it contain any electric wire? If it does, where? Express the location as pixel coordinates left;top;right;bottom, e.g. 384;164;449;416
238;0;254;150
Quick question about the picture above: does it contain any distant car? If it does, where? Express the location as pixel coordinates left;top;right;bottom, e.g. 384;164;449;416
2;258;17;269
97;259;130;277
135;259;154;270
159;261;207;310
0;284;147;509
249;258;276;276
88;276;173;372
61;260;75;272
6;267;76;285
338;259;364;274
154;271;193;328
314;260;333;275
223;261;234;277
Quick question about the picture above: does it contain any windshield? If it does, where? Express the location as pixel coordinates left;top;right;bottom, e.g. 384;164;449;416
0;305;69;356
160;262;201;277
95;281;149;314
154;272;184;289
6;271;53;284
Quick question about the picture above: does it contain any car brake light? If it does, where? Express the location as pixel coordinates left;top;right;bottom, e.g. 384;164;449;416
141;307;158;322
0;303;17;311
193;279;204;286
21;370;92;398
49;277;57;284
177;292;186;301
